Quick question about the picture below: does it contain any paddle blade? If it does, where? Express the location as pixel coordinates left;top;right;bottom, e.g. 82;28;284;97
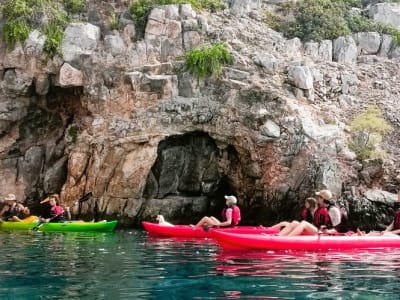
72;192;93;206
40;197;50;204
79;192;93;203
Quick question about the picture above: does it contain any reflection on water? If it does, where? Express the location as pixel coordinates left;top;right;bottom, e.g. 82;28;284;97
1;230;400;299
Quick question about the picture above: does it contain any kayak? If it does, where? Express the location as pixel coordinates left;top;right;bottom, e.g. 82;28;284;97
142;221;279;238
211;230;400;251
0;219;118;232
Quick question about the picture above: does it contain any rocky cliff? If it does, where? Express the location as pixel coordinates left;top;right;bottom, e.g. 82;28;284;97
0;0;399;229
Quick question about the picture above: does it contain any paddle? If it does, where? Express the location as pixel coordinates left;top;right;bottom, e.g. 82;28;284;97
33;192;93;231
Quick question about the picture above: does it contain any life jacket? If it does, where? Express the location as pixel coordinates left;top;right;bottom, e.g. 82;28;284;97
4;204;22;220
50;205;65;222
313;207;330;228
301;208;313;224
394;210;400;230
327;204;342;228
221;205;241;226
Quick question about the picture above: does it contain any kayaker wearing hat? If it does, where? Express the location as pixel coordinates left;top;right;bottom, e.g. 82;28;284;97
318;189;342;231
0;194;30;222
271;189;336;236
384;191;400;235
195;195;241;228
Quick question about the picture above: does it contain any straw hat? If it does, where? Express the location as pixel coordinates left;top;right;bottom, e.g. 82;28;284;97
4;194;16;201
315;190;333;201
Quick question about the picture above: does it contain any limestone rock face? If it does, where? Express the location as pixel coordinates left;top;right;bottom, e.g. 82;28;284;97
369;3;400;29
0;3;399;228
62;23;101;63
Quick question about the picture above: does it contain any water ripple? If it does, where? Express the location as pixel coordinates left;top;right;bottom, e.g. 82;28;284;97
1;230;400;299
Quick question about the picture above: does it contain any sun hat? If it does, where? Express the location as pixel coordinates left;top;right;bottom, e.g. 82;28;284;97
4;194;16;201
315;190;333;201
224;195;237;204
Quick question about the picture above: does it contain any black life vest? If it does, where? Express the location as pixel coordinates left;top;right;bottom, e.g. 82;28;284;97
3;204;22;220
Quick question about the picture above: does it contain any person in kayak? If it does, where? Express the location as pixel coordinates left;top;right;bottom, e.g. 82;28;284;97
301;197;317;223
195;195;241;228
384;191;400;235
41;194;71;223
0;194;30;222
271;190;334;236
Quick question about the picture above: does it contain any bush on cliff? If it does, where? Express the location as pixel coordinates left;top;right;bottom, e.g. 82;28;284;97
349;106;392;160
185;42;233;80
264;0;400;45
1;0;72;56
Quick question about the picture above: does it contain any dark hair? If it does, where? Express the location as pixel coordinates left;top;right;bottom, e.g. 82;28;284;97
323;199;334;206
305;197;317;208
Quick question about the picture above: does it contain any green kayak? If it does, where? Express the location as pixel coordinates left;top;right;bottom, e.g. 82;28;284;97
0;220;118;232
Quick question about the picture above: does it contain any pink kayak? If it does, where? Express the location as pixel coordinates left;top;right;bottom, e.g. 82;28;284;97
142;221;279;238
211;230;400;251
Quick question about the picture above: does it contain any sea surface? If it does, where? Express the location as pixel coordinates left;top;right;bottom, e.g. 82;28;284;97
1;229;400;299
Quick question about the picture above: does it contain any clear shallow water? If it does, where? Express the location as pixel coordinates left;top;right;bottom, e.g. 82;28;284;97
1;230;400;299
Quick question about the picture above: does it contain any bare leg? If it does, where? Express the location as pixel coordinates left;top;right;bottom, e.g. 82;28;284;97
278;221;300;236
195;216;221;227
288;221;318;236
270;221;291;230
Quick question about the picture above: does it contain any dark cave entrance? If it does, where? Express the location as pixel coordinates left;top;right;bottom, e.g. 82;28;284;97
142;131;239;223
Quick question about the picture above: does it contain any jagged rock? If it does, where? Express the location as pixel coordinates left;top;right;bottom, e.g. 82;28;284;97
57;63;83;87
260;120;280;138
362;159;384;179
17;146;44;189
104;33;127;57
353;32;381;55
378;34;393;57
43;156;68;194
24;30;46;56
333;36;358;64
254;53;279;73
3;69;33;95
287;65;313;90
368;3;400;29
230;0;260;15
3;44;26;69
62;23;101;63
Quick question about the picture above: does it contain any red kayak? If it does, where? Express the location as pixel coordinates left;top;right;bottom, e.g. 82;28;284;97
212;230;400;251
142;221;279;238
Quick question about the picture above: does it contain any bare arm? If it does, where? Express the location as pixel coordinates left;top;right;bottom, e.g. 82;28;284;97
385;221;394;232
65;207;71;221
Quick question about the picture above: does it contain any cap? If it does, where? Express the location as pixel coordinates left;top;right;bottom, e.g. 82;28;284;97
315;190;333;201
224;195;237;204
4;194;16;201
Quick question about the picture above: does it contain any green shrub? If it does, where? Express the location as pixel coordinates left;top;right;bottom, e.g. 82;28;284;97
109;13;119;31
64;0;84;14
43;22;64;57
185;42;233;80
68;125;80;143
349;106;392;160
3;19;31;46
266;0;400;44
1;0;68;56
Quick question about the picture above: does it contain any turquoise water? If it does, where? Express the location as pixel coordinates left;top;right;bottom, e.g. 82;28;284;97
1;230;400;299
